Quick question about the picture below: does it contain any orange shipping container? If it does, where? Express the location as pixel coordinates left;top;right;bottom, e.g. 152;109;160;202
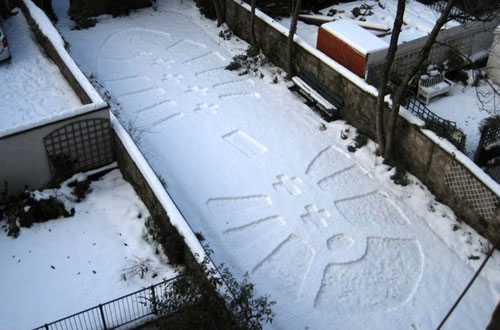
317;20;388;78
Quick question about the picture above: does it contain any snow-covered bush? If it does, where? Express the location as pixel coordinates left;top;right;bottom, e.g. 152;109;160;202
1;191;72;238
225;46;268;79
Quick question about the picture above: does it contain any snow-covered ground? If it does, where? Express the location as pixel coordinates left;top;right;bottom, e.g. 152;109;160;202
427;81;493;157
0;165;177;330
0;10;81;135
50;0;500;329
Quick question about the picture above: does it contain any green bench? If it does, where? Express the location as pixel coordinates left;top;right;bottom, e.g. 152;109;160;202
290;69;343;121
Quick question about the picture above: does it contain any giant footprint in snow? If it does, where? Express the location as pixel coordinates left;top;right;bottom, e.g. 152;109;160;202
315;238;423;312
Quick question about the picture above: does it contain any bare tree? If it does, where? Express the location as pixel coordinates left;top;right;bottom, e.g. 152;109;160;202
375;0;500;160
376;0;457;160
286;0;302;78
212;0;225;27
250;0;257;48
375;0;406;157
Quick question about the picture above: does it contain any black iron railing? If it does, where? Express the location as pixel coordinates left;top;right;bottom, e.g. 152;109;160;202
33;277;177;330
402;90;460;142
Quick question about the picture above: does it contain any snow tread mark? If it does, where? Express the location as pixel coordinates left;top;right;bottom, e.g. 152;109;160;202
206;196;273;222
223;215;285;234
273;174;303;196
300;204;331;228
335;192;410;227
102;74;141;83
317;165;377;198
161;73;183;84
252;234;314;298
184;85;209;95
212;78;251;88
115;86;159;98
182;51;213;64
218;92;260;99
315;238;423;312
222;130;268;158
193;103;219;115
137;112;185;130
194;66;226;76
327;234;354;251
136;99;177;113
98;58;137;81
305;145;354;179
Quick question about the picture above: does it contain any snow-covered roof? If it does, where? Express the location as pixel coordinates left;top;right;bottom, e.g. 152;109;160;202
321;20;388;54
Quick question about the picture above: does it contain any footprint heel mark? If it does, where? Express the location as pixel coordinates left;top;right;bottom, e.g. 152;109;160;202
314;237;423;312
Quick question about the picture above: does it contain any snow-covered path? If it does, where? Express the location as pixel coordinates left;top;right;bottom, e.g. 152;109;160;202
53;0;500;329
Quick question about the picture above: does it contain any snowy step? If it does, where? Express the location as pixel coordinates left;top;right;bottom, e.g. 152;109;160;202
291;76;338;119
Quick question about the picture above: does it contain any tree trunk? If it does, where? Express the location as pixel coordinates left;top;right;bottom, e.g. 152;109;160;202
487;299;500;330
383;0;457;160
286;0;302;78
212;0;224;27
250;0;257;48
375;0;406;156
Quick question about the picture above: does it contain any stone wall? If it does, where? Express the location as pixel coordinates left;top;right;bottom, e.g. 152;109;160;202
112;130;202;272
224;0;500;241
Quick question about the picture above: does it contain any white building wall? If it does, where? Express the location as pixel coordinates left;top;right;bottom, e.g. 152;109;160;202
487;26;500;84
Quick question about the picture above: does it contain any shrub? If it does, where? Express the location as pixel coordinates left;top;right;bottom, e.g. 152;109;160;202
71;179;91;202
225;47;268;79
390;164;410;186
194;0;217;20
327;9;337;16
19;196;71;228
1;190;72;238
446;50;466;71
123;256;155;280
153;253;275;330
145;216;186;266
456;70;469;85
68;0;97;30
347;132;368;152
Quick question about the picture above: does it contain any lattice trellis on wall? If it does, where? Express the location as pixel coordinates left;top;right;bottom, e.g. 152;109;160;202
44;119;114;180
444;161;500;220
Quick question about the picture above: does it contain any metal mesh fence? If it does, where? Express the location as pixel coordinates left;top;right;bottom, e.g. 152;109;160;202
402;91;460;143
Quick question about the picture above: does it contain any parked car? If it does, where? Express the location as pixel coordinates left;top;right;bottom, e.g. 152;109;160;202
0;18;11;62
